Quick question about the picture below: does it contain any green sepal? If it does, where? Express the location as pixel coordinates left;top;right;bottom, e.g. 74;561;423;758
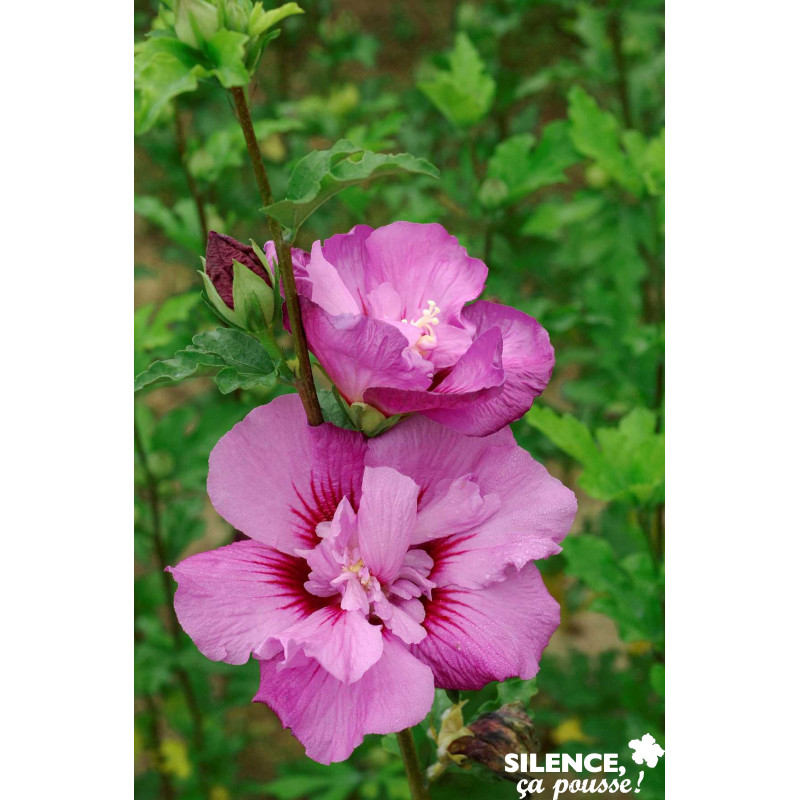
445;689;461;705
232;259;275;332
199;270;243;328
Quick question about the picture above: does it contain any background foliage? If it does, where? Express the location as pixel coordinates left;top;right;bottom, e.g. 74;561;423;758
134;1;664;797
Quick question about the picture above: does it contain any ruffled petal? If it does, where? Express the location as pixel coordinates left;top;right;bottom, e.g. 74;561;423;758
317;225;375;304
412;475;500;544
167;541;323;665
300;241;361;315
363;222;487;321
409;563;559;690
208;395;368;553
300;297;431;404
357;466;420;583
363;328;505;418
428;301;554;435
255;632;435;764
274;606;383;684
366;414;576;588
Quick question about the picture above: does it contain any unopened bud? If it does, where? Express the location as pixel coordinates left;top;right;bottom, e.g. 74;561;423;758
201;231;275;332
174;0;222;49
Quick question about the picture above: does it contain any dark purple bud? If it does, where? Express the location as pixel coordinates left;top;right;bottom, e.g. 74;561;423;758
205;231;272;309
448;702;540;781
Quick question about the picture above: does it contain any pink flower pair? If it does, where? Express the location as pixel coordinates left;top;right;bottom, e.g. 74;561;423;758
174;222;576;763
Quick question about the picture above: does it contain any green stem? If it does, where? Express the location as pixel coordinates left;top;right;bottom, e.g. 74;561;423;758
397;728;431;800
608;10;633;129
229;85;323;426
143;693;177;800
134;421;211;799
174;106;208;242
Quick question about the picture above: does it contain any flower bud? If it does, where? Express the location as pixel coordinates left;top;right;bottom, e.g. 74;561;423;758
221;0;251;33
447;702;540;781
201;231;276;332
174;0;222;49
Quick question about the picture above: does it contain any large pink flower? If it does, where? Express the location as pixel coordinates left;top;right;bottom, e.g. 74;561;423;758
168;395;576;764
292;222;555;436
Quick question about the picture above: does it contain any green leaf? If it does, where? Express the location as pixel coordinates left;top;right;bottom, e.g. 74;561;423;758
567;86;643;195
134;349;225;391
134;328;276;392
266;761;361;800
445;688;461;705
263;139;439;235
622;128;665;196
136;292;202;352
134;38;207;134
526;406;664;505
317;388;357;430
417;33;495;127
248;2;304;38
134;195;205;253
204;29;251;87
526;406;602;469
479;121;579;208
563;535;663;645
520;195;605;239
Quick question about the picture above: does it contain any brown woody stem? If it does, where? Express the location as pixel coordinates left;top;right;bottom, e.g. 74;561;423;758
230;85;323;426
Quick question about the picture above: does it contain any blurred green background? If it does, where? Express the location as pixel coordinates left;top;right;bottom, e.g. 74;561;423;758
134;1;664;797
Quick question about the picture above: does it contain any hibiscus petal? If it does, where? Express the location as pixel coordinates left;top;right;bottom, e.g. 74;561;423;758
364;222;487;322
427;301;555;435
409;563;559;690
363;328;505;418
412;475;500;544
300;297;431;405
357;466;420;583
208;395;367;553
317;224;375;305
255;632;435;764
300;241;361;315
167;541;322;665
383;597;427;645
366;414;576;588
274;606;383;684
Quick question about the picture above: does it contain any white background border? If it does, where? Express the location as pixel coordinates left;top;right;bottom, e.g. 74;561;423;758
2;1;798;797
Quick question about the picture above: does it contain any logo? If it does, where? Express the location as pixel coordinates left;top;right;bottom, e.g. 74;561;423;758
505;732;665;798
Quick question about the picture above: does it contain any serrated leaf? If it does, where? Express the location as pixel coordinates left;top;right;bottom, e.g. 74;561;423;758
205;29;250;87
567;86;643;195
135;328;276;392
526;406;664;505
526;406;602;469
248;2;304;38
134;195;205;253
563;535;663;645
480;122;579;208
263;139;439;235
134;349;226;391
521;195;605;239
418;33;495;127
134;38;208;134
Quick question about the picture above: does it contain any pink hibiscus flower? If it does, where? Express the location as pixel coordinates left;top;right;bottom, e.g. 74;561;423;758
292;222;555;436
168;395;576;763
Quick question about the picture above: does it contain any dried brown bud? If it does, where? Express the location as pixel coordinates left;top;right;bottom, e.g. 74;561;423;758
448;701;540;781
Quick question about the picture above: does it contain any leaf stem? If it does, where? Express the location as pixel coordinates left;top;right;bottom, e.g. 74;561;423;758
229;85;323;426
397;728;431;800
